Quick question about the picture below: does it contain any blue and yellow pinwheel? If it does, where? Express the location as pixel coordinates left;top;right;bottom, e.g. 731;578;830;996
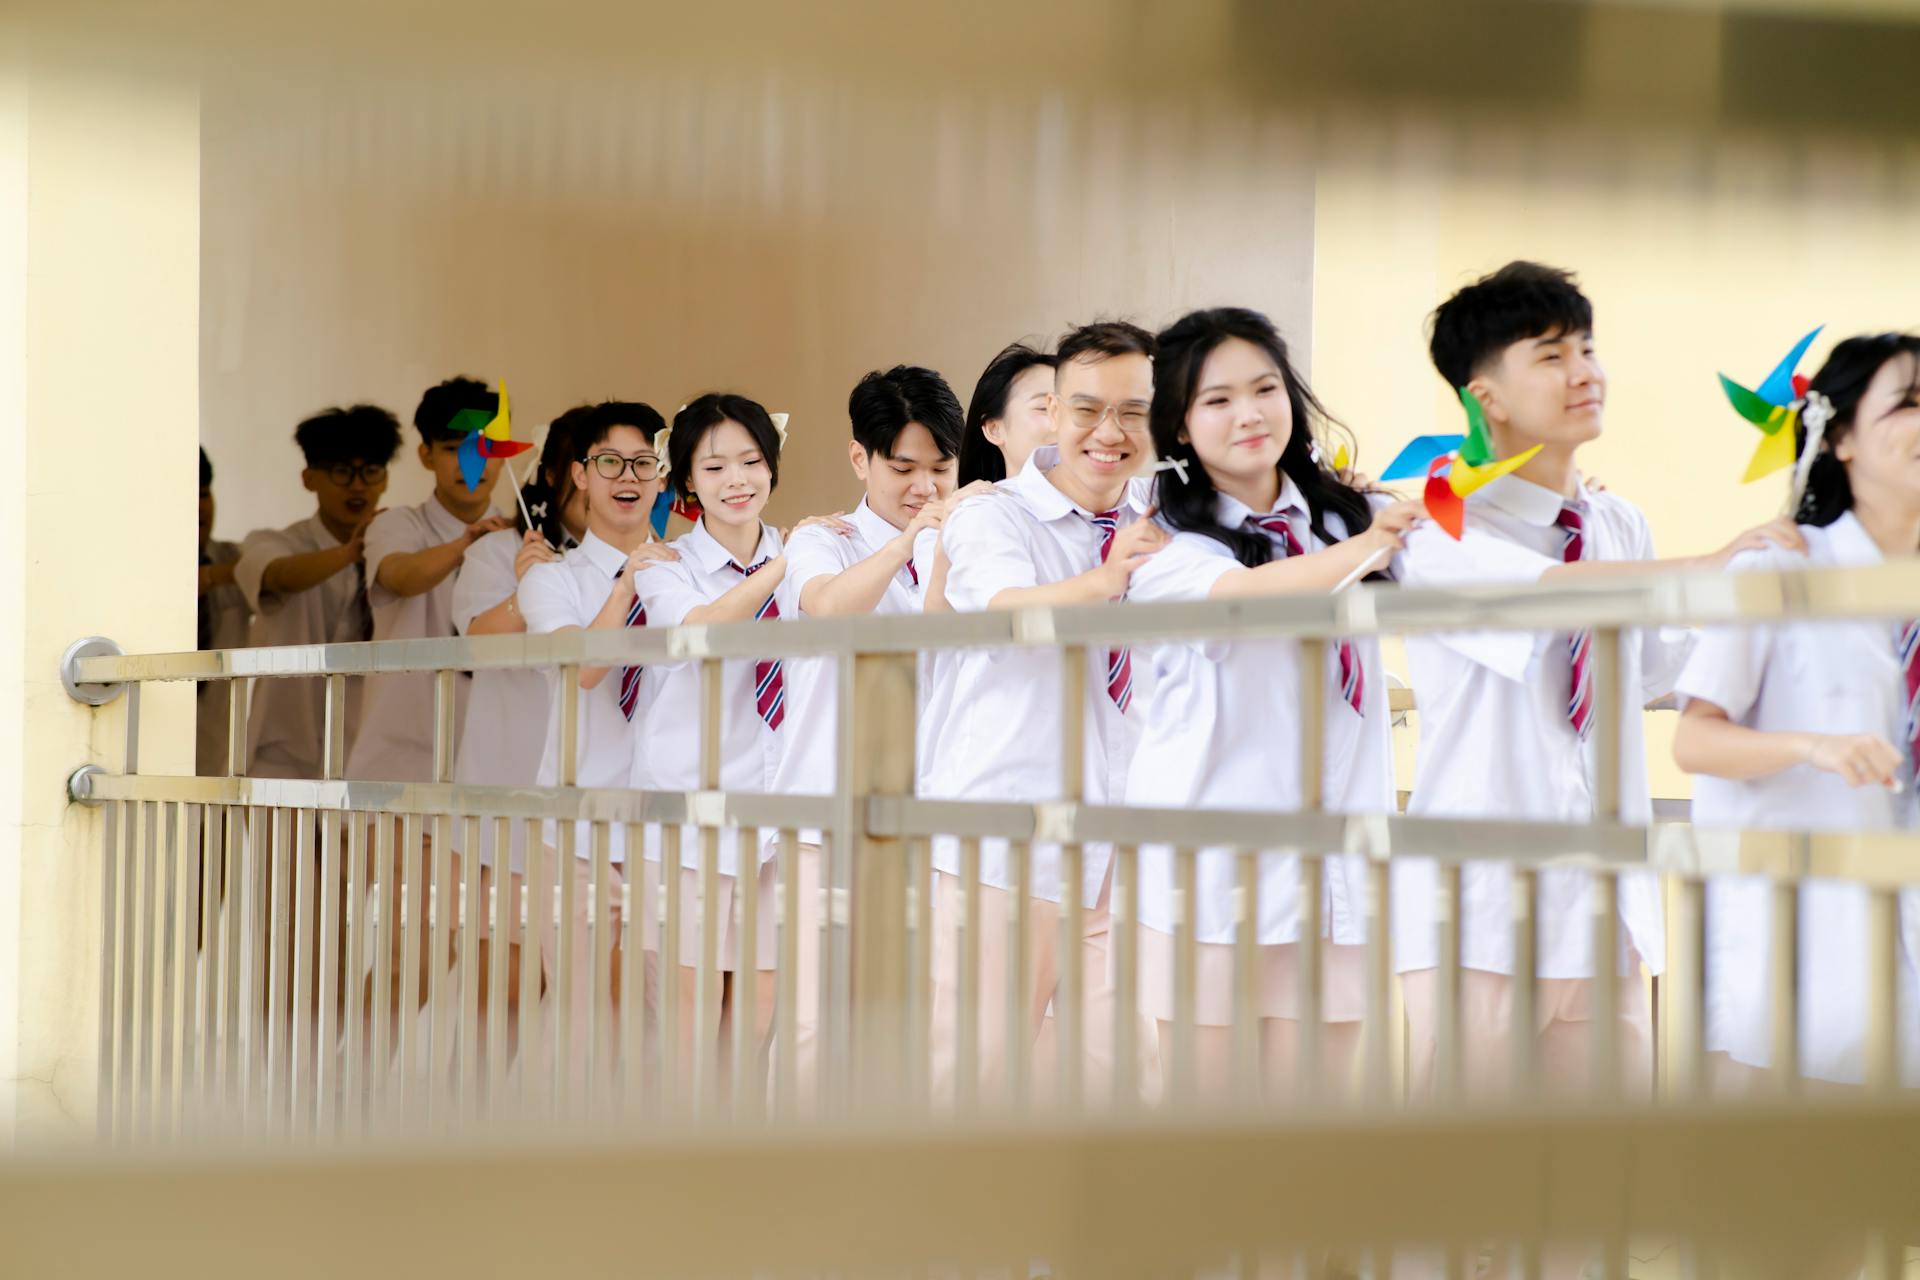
1718;327;1823;484
1378;388;1540;539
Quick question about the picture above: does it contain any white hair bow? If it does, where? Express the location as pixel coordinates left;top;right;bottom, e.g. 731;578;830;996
656;406;790;462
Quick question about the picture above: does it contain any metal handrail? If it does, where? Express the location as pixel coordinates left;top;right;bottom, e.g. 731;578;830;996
65;559;1920;686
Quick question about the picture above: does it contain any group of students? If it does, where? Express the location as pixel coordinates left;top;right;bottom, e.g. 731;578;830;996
195;259;1920;1105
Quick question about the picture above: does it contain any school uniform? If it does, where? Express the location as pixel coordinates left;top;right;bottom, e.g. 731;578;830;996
1677;512;1920;1087
196;539;253;776
517;530;653;1081
629;519;786;972
1392;474;1683;1097
233;515;370;779
1125;479;1391;1032
345;497;474;783
452;527;568;875
921;446;1148;1103
772;499;934;1099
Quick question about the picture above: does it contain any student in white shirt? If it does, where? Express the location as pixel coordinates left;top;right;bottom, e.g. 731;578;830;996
630;393;796;1083
436;404;594;1055
1673;332;1920;1092
233;405;399;780
347;377;512;1029
1394;263;1804;1108
517;402;676;1084
1128;307;1421;1099
772;364;967;1102
196;447;252;776
925;321;1168;1105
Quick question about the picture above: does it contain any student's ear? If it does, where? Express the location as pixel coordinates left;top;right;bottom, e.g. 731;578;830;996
300;468;319;495
570;459;590;494
848;439;871;483
1464;379;1503;427
417;441;433;469
981;418;1006;449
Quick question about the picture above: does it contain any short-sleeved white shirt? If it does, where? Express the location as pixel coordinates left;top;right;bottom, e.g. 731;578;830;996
1125;478;1393;944
518;530;642;862
771;499;931;846
233;514;370;779
629;519;785;876
1677;511;1920;1084
451;527;568;871
1391;475;1687;978
346;497;474;783
921;448;1149;907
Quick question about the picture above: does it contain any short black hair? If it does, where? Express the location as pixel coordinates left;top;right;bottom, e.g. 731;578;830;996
292;404;404;468
1056;319;1156;369
1797;333;1920;528
577;400;667;457
666;393;783;501
413;376;497;445
199;446;213;489
848;365;963;459
1428;261;1593;390
959;342;1057;486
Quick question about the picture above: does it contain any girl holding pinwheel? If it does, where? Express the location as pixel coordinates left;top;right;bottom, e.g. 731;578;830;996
1674;331;1920;1092
1122;305;1421;1097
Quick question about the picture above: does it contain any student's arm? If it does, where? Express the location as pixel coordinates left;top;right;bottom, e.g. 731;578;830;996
463;531;561;637
797;516;926;617
259;507;383;598
1673;699;1904;788
1541;515;1807;582
197;559;237;595
981;514;1168;610
1207;501;1421;599
674;556;786;626
373;513;515;599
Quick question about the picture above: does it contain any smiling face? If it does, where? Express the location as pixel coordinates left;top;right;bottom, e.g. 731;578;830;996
571;424;664;542
984;362;1057;476
1182;336;1291;504
1471;327;1606;457
686;419;773;532
1050;351;1152;507
852;421;956;530
1834;350;1920;515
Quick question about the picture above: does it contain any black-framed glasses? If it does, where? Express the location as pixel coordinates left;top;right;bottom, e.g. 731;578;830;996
322;462;388;487
585;452;664;481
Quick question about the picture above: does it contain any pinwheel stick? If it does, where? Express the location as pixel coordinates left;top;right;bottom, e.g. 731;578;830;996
503;455;545;546
1332;543;1392;594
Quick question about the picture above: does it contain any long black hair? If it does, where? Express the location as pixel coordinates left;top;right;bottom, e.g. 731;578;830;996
521;404;597;544
959;342;1057;486
1796;333;1920;528
1150;307;1374;569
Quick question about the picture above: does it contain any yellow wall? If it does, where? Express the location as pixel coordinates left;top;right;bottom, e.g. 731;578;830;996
1311;121;1920;798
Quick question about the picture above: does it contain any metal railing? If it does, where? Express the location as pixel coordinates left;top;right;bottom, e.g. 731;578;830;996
60;560;1920;1149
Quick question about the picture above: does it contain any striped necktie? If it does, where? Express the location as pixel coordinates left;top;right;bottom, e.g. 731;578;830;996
1245;511;1366;717
1086;510;1134;712
616;588;646;721
729;558;786;730
1556;503;1595;739
1899;620;1920;783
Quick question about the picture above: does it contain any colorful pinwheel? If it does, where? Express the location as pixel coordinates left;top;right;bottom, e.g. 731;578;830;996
1377;387;1541;538
446;382;534;492
1718;327;1824;484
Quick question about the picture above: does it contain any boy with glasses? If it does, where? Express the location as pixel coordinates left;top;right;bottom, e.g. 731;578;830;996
234;405;400;778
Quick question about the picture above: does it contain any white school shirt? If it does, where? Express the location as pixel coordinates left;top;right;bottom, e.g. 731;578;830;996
1677;512;1920;1084
197;539;253;777
451;527;568;872
1125;479;1393;945
346;497;474;783
518;531;642;862
629;520;785;876
912;525;953;803
233;515;370;779
1391;475;1687;978
922;447;1148;907
772;499;932;847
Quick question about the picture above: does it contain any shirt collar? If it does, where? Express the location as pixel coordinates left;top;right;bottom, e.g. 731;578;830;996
1012;445;1146;523
576;530;628;578
1214;472;1307;529
849;497;903;550
682;516;782;573
424;492;475;541
1820;510;1885;568
1476;472;1590;528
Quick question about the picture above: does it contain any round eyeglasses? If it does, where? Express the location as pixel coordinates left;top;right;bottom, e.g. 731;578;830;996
586;452;664;481
322;462;388;487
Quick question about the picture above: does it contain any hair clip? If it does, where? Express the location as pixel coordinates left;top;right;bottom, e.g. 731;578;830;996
770;412;790;447
1152;456;1190;485
528;499;549;521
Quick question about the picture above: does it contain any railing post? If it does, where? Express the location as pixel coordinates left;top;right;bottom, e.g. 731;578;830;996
842;649;918;1110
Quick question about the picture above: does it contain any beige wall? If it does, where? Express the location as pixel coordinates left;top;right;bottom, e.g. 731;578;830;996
198;69;1316;540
